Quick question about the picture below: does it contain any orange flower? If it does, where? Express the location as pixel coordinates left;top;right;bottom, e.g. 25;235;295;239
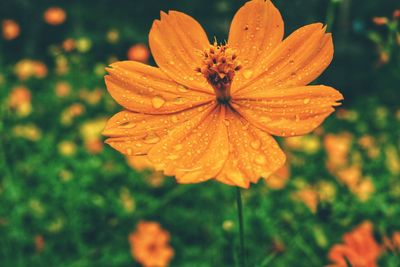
265;164;289;190
44;7;66;25
2;19;20;40
129;221;174;267
9;86;32;117
103;0;343;188
127;44;150;63
324;133;352;172
328;221;381;267
372;17;388;25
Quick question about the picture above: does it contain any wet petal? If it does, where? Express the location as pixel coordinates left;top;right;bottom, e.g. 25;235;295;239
232;85;343;136
103;102;217;156
228;0;284;90
149;11;213;93
215;109;286;188
105;61;213;114
147;105;229;184
234;23;333;95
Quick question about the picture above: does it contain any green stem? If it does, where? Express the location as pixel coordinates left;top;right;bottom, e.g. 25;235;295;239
236;187;246;267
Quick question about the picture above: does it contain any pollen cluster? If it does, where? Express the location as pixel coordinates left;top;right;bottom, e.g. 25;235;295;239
196;42;241;103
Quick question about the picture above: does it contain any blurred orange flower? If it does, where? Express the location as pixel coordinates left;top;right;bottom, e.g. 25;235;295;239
34;235;45;253
127;44;150;63
55;81;71;97
14;59;48;80
62;38;75;52
2;19;20;40
44;7;66;25
9;86;32;117
265;164;290;190
372;17;388;25
324;132;352;173
293;187;319;213
103;0;342;188
129;221;174;267
328;221;381;267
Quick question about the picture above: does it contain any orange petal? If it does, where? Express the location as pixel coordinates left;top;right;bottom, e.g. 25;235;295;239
234;23;333;95
215;109;286;188
232;85;343;137
103;102;217;156
105;61;213;114
147;105;229;184
228;0;284;91
149;11;213;93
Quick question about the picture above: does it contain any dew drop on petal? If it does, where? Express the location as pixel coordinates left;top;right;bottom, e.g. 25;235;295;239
174;144;183;151
151;96;166;109
303;98;310;104
242;69;253;79
177;85;189;93
126;148;133;155
250;139;261;150
171;115;179;123
143;133;161;144
254;154;267;165
118;121;137;129
167;154;179;160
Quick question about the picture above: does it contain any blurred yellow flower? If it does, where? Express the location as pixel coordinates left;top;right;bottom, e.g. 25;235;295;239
76;37;92;53
14;59;47;80
119;187;136;213
106;29;119;44
285;135;321;154
353;177;375;202
80;118;107;154
127;44;150;63
129;221;174;267
12;124;42;141
79;88;103;105
317;181;336;202
385;145;400;175
44;7;66;25
58;141;77;156
2;19;20;40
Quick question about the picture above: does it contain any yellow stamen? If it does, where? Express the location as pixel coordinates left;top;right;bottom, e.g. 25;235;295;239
196;42;241;103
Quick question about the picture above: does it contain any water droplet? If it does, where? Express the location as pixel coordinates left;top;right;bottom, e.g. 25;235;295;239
250;139;261;150
152;96;166;109
254;154;267;165
295;114;300;122
174;144;183;151
242;69;253;79
118;121;137;129
169;60;175;65
171;115;179;123
303;98;310;104
126;148;133;155
167;154;179;160
177;85;189;93
143;133;161;144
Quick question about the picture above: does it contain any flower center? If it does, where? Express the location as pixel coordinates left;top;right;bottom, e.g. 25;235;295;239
196;42;241;104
